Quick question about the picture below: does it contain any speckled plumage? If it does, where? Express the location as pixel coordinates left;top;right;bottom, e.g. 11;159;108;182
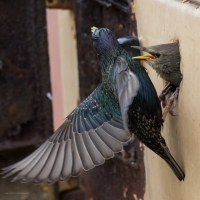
1;28;185;183
92;28;185;181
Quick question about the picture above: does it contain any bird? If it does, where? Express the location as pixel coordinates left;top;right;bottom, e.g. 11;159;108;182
1;28;185;183
132;43;183;119
132;43;182;87
117;36;141;57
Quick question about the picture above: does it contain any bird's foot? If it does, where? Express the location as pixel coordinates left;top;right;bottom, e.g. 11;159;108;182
169;109;177;116
159;82;172;108
162;87;180;121
169;87;179;101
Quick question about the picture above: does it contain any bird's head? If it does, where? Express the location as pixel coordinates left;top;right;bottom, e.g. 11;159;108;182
91;27;119;57
132;43;180;71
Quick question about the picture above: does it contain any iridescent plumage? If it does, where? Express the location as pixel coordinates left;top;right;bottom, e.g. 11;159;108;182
1;28;185;183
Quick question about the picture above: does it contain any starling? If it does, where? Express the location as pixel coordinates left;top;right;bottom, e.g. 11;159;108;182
117;36;140;57
132;43;182;87
1;28;185;183
132;43;183;119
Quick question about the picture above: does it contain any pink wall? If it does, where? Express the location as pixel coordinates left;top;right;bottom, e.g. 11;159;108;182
46;9;64;130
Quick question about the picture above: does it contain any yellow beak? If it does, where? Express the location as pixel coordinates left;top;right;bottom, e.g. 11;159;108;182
91;26;98;33
133;55;155;60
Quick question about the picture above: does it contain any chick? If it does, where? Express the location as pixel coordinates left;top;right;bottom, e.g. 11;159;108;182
132;43;182;120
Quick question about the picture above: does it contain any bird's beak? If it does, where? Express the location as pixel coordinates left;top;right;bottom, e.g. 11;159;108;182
133;55;155;60
91;26;98;33
131;46;155;60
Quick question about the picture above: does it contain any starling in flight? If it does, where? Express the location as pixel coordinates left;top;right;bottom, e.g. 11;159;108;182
1;28;185;183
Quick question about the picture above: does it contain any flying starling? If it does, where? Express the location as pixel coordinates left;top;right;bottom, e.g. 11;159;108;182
1;28;185;183
132;43;182;119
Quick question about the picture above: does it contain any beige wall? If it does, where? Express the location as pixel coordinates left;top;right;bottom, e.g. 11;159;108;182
47;9;79;191
47;9;79;130
58;10;79;117
135;0;200;199
47;9;64;130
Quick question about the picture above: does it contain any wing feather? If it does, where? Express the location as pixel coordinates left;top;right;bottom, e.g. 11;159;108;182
71;135;83;176
2;77;132;183
115;56;140;137
82;132;105;165
47;141;66;184
88;130;114;159
102;122;129;142
95;128;122;152
108;119;124;129
27;143;60;184
59;140;73;181
1;141;48;176
20;143;54;183
11;142;51;182
75;133;95;170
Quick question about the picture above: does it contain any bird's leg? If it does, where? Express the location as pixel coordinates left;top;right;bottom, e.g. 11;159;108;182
159;82;172;108
162;87;179;121
169;104;178;116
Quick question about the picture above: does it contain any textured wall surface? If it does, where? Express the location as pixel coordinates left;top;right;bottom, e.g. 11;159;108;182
135;0;200;199
74;0;137;101
0;0;53;151
0;1;54;199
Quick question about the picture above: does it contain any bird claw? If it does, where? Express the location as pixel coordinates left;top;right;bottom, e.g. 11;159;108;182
162;87;180;121
159;82;172;108
169;87;179;101
169;109;178;116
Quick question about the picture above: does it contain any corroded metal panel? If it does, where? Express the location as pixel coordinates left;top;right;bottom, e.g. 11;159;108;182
74;0;138;101
81;139;145;200
0;0;53;151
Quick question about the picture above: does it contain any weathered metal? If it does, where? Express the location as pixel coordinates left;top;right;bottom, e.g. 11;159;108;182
46;0;73;9
73;0;138;101
0;0;53;151
81;139;145;200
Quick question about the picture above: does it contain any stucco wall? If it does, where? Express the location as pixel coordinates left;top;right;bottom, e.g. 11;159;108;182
134;0;200;199
47;9;79;130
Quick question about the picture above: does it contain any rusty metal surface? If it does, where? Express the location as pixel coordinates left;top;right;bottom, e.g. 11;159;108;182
81;139;145;200
60;188;85;200
93;0;131;13
0;146;57;200
73;0;137;101
0;0;53;151
46;0;73;9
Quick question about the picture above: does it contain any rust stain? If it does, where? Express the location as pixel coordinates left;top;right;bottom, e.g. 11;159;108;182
9;103;16;115
123;187;128;198
133;194;138;200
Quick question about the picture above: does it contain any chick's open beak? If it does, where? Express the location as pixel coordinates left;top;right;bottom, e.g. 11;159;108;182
91;26;98;33
131;45;155;60
133;55;155;60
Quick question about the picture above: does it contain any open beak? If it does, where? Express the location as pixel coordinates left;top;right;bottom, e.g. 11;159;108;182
133;55;155;60
91;26;98;33
131;46;155;60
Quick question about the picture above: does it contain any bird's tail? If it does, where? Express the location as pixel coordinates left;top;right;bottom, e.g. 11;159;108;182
161;145;185;181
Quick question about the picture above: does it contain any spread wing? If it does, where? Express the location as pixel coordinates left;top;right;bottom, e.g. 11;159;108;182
113;56;140;136
1;87;130;184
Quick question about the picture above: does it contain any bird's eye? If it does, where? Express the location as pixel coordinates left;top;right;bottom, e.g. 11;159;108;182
155;53;161;58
